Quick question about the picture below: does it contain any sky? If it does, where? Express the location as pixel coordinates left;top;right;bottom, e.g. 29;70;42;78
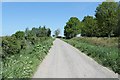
1;0;120;2
0;2;2;36
2;2;102;36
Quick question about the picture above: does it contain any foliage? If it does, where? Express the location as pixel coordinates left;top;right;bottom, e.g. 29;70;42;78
54;29;60;37
81;16;97;37
2;36;26;58
1;26;53;78
2;38;54;78
2;26;52;57
25;26;51;39
64;17;81;39
117;2;120;37
64;2;119;38
47;28;51;37
24;26;51;45
95;2;119;37
64;37;119;74
12;31;25;39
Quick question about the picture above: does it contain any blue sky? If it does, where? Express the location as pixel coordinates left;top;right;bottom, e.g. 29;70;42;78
0;2;2;36
2;2;101;36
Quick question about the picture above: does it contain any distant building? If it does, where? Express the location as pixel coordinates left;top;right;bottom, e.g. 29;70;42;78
76;34;81;37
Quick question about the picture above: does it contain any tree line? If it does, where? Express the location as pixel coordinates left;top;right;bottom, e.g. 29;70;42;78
1;26;51;58
64;1;120;39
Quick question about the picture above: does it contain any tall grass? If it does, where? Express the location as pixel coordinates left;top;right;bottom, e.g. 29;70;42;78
63;37;120;74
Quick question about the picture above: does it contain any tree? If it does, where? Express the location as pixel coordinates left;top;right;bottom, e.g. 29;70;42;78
81;16;97;37
54;29;60;37
118;1;120;48
64;17;81;39
47;28;51;37
25;27;29;37
12;31;25;39
106;0;115;2
25;26;51;38
95;1;118;37
2;36;21;56
113;2;120;37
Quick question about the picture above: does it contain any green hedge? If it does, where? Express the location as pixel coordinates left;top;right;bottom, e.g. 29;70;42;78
2;38;54;78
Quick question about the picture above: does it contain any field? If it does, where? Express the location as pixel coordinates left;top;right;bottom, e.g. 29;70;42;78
63;37;120;74
2;37;54;78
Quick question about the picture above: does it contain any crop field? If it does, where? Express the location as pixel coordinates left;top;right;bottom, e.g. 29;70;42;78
63;37;120;74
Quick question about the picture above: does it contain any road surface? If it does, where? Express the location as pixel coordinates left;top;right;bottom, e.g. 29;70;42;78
33;39;118;78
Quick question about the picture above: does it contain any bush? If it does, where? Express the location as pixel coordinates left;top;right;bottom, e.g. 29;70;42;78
12;31;25;39
2;38;54;78
2;36;27;58
1;26;53;78
2;37;20;57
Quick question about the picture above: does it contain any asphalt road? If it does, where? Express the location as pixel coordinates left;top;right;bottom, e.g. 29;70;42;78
33;39;118;78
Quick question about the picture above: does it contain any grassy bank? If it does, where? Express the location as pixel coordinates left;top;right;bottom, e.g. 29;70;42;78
2;38;54;78
63;37;120;74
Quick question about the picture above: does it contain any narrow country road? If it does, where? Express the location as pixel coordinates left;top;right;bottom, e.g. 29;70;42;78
33;39;118;78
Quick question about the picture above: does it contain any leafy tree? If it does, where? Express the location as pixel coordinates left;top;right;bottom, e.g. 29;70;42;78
2;36;21;57
25;27;29;36
54;29;60;37
95;1;119;37
81;16;97;37
47;28;51;37
2;26;51;59
106;0;115;2
35;26;51;37
113;2;120;37
12;31;25;39
117;2;120;72
64;17;81;39
25;26;51;39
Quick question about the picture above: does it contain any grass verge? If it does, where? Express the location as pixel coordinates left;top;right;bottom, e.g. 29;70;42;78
63;37;120;74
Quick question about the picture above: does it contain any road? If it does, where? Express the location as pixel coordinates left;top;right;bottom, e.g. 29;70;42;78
33;39;118;78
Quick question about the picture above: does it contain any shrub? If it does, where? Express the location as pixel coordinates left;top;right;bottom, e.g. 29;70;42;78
2;38;54;78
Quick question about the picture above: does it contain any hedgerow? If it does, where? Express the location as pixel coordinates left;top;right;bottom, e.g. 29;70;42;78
1;26;54;78
2;38;54;78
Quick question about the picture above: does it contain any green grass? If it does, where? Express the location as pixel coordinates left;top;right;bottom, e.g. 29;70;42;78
63;37;120;74
2;38;54;78
71;37;118;48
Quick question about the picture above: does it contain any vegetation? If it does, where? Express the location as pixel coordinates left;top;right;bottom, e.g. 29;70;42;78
117;2;120;37
1;26;54;78
64;17;81;39
81;16;97;37
64;1;120;37
63;1;120;74
1;0;120;78
63;37;120;74
2;38;54;78
2;26;51;57
95;2;119;37
54;29;60;37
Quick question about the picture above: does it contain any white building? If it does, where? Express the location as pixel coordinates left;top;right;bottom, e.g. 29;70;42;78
76;34;81;37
